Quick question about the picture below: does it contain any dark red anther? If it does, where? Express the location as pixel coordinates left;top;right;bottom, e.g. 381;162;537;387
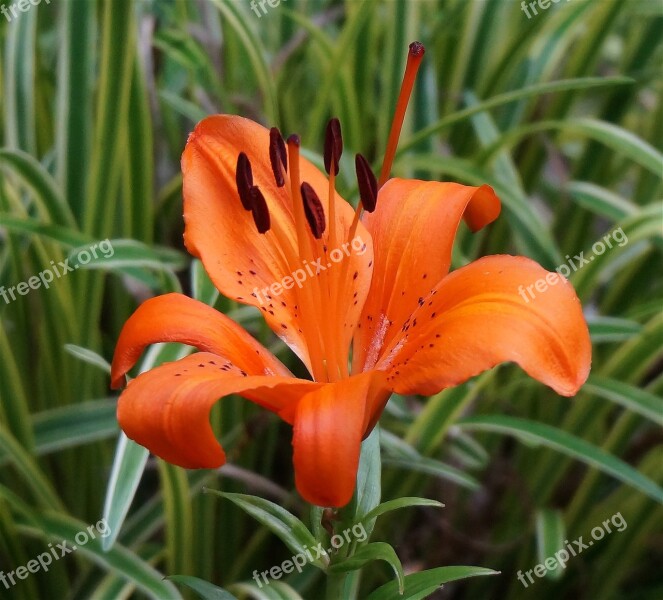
409;41;425;58
355;154;378;212
269;127;287;187
236;152;254;210
250;186;271;234
300;182;326;239
324;118;343;176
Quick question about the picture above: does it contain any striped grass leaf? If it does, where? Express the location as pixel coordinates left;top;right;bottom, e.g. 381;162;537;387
13;510;182;599
0;424;63;510
64;343;112;374
397;76;633;155
230;580;306;599
479;118;663;177
0;148;76;226
566;181;637;222
535;509;565;580
583;375;663;428
587;315;643;344
170;575;240;599
159;460;194;576
209;0;278;123
459;415;663;504
382;455;480;492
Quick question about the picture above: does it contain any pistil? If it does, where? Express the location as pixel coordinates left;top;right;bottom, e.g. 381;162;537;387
378;41;425;188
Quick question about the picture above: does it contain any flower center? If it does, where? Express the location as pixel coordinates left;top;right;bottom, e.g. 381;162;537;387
233;41;425;383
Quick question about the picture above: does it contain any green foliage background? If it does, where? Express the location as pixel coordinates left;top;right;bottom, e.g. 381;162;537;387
0;0;661;598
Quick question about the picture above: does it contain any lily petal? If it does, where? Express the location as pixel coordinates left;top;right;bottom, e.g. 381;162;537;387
182;115;373;373
353;178;500;372
110;293;290;389
292;370;388;507
117;352;321;468
381;255;591;397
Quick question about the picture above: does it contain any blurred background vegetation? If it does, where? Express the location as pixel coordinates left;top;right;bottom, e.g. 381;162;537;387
0;0;662;598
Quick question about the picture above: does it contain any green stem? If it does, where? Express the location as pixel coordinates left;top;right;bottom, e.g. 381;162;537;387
326;570;350;600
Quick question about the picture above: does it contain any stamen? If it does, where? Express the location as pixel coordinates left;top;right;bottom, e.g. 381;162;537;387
269;127;288;187
287;133;329;381
250;186;270;233
301;182;326;239
324;118;343;176
355;153;378;213
378;41;425;188
235;152;254;210
323;119;345;380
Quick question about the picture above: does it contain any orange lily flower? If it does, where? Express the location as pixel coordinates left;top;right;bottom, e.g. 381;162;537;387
111;43;591;508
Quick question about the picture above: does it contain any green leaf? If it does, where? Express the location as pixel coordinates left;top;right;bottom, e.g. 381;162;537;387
205;490;328;569
169;575;239;600
398;77;633;154
583;375;663;427
230;581;305;600
0;149;76;227
535;509;565;580
64;343;111;374
192;258;220;306
587;316;643;343
67;238;187;272
0;214;90;247
365;565;499;600
14;511;182;599
0;424;64;510
208;0;278;122
84;0;135;237
383;455;480;491
566;181;636;221
350;426;382;537
359;497;444;526
30;399;118;457
480;118;663;176
101;433;150;551
159;90;209;124
459;415;663;503
159;461;193;575
329;542;405;594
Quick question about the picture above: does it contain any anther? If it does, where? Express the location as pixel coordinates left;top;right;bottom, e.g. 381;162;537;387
236;152;254;210
324;118;343;175
409;41;425;57
250;186;270;233
301;182;326;239
269;127;287;187
355;154;378;212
